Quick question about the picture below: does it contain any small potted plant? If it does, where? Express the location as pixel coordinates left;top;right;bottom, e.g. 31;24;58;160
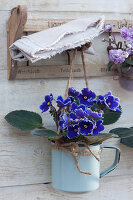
103;24;133;90
5;87;133;192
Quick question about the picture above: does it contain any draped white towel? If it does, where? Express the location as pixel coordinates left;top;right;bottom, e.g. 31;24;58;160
9;16;104;63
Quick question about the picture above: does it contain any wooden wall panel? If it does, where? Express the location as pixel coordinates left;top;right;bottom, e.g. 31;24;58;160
0;0;133;198
0;0;133;13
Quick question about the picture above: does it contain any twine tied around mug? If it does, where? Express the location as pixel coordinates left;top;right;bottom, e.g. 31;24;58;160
50;141;102;175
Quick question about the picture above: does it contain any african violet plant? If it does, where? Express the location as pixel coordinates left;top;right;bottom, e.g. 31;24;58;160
103;24;133;72
5;87;133;146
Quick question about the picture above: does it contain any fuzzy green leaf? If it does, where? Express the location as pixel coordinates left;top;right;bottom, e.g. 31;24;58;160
109;127;133;138
31;129;60;138
107;61;114;71
120;136;133;147
125;57;133;65
5;110;42;130
120;62;130;70
102;108;121;125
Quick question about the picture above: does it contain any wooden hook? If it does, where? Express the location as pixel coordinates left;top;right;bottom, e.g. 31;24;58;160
7;5;27;80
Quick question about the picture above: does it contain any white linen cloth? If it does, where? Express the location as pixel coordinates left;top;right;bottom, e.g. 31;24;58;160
9;16;104;63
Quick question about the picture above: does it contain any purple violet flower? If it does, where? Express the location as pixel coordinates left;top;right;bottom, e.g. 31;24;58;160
87;99;97;107
104;95;119;111
128;27;133;41
40;94;53;113
67;125;79;139
93;120;104;135
79;120;94;135
71;102;86;112
97;95;104;104
116;107;122;113
70;113;81;123
126;48;133;56
75;108;87;118
87;109;103;119
97;92;121;112
120;27;133;41
68;87;80;98
78;88;96;105
56;96;71;107
70;107;87;123
58;114;69;129
104;24;113;32
109;49;129;64
120;27;129;40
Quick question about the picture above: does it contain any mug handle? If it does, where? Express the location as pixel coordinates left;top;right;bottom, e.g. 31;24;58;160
100;145;120;178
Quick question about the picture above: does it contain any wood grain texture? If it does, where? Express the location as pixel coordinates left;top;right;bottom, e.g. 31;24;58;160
0;175;133;200
15;64;118;79
7;6;27;79
24;19;133;32
0;0;133;13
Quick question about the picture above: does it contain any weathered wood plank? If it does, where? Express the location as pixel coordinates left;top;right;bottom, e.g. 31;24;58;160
0;175;133;200
0;0;133;13
25;19;133;32
15;64;118;79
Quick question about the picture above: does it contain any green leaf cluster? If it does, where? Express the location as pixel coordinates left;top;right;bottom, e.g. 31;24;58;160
6;110;132;146
102;107;121;125
110;127;133;147
107;61;114;71
5;110;42;130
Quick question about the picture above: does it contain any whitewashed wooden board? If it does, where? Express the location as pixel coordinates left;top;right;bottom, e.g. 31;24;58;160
0;175;133;200
0;0;133;13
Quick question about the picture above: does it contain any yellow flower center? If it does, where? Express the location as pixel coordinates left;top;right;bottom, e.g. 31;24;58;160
75;119;78;122
84;96;87;100
84;125;88;129
47;102;50;106
108;102;111;106
94;126;97;129
74;129;78;132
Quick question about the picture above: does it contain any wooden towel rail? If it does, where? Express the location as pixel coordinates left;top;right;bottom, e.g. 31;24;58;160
7;5;133;80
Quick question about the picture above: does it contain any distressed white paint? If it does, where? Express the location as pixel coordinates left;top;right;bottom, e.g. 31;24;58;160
0;0;133;198
0;175;133;200
0;0;133;13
